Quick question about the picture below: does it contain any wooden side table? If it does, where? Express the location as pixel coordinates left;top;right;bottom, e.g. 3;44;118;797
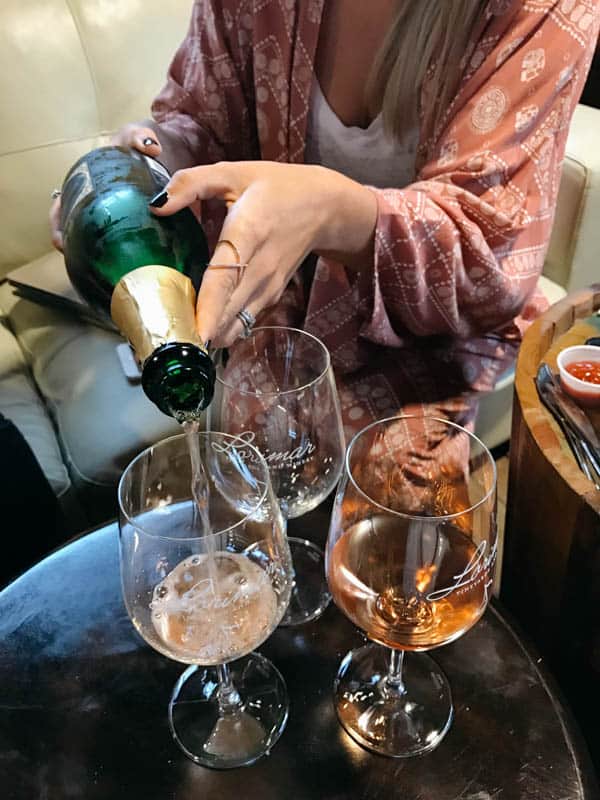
501;283;600;767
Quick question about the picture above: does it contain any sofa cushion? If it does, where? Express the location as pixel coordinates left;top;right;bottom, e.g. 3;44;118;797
544;156;587;290
545;104;600;292
0;0;193;279
0;254;181;521
0;314;71;499
474;274;567;450
0;136;110;278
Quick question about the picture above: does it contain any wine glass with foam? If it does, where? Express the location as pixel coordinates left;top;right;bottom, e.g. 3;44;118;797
118;430;293;769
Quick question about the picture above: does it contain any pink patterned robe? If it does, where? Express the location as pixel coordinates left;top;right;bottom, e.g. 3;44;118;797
152;0;599;442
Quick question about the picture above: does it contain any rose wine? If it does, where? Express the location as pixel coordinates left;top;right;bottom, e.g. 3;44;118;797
151;552;278;664
327;515;495;651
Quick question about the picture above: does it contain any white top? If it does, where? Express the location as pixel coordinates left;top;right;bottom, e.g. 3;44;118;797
304;79;418;189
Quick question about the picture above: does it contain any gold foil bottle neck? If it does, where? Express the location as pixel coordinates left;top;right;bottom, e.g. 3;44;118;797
110;265;203;364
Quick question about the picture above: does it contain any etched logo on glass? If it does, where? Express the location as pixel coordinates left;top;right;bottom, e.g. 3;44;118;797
426;538;496;604
213;430;316;471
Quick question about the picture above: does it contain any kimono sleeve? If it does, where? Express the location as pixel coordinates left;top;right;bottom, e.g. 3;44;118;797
362;1;600;344
151;0;257;170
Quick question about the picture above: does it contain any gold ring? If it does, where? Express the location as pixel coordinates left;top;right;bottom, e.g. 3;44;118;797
215;239;242;264
206;262;247;286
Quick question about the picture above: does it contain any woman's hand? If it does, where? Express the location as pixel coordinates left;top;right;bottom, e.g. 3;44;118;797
110;122;163;158
49;123;162;251
49;195;64;251
149;160;378;347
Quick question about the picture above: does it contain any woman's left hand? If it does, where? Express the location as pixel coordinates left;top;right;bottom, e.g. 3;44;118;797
149;160;377;347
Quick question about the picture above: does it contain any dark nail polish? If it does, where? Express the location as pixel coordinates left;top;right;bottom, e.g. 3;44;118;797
149;190;168;208
143;137;159;147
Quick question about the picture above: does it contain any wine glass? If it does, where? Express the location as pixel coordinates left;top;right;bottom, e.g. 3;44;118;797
326;415;497;757
209;326;345;626
118;430;293;769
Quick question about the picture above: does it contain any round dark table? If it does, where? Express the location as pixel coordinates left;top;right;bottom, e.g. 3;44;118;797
0;514;597;800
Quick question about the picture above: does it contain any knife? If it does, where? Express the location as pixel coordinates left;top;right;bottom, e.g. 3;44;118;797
537;364;600;448
536;363;600;488
563;426;595;484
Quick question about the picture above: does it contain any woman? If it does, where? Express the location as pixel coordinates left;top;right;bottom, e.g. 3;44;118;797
51;0;599;444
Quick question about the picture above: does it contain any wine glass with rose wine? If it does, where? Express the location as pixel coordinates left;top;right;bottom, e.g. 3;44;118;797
326;415;497;757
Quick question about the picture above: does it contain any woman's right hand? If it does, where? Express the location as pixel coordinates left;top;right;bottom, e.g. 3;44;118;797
49;123;162;252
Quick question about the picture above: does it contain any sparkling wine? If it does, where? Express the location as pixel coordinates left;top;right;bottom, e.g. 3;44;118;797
150;552;278;664
182;419;212;533
147;422;280;665
182;417;222;602
60;145;215;418
327;515;495;651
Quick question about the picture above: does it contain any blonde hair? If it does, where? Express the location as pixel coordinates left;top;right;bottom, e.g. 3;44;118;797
368;0;489;140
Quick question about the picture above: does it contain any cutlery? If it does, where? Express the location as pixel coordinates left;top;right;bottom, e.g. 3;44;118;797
563;426;594;484
535;363;600;489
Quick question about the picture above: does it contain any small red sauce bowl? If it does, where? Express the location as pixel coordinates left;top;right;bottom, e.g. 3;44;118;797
557;345;600;408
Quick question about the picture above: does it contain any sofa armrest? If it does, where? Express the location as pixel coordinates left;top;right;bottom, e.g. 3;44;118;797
0;304;71;499
545;104;600;293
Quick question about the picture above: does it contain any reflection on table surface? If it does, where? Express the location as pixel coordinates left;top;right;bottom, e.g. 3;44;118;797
0;512;597;800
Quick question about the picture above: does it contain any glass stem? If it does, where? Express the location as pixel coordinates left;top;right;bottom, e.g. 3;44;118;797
383;648;406;698
216;663;242;715
281;503;301;607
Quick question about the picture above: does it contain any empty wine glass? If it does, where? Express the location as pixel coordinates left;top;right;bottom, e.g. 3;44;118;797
326;415;497;757
118;431;293;769
209;326;345;626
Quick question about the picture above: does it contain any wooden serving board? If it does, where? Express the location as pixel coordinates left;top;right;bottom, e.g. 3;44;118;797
508;285;600;511
501;284;600;756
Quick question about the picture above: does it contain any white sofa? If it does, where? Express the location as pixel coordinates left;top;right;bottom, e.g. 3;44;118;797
0;0;598;528
0;0;194;527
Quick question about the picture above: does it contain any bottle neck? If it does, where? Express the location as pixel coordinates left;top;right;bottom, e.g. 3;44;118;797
110;264;215;419
110;264;201;363
142;341;215;419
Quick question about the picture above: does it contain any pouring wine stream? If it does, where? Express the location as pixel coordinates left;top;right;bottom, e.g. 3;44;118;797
173;418;267;757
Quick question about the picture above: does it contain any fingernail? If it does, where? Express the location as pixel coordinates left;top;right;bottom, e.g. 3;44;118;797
143;137;159;147
149;190;169;208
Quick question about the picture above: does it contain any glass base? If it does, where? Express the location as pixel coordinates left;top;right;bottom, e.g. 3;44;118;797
334;643;453;758
168;653;288;769
279;537;331;627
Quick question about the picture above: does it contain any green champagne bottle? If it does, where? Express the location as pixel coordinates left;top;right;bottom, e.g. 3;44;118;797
60;145;215;420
